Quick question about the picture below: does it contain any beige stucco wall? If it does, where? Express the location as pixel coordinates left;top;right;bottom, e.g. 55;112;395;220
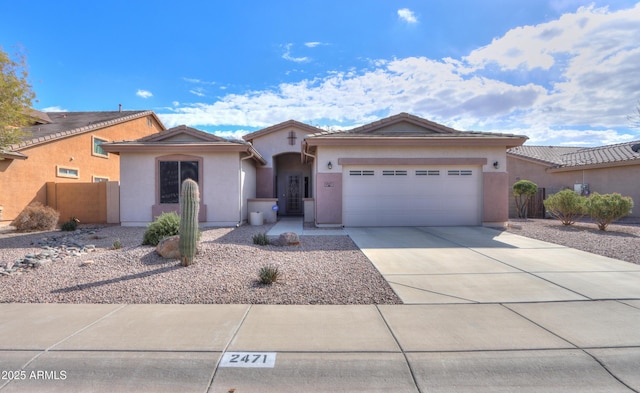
119;151;254;226
507;156;640;217
249;127;315;167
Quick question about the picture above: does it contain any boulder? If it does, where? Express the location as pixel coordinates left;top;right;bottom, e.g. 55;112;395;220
156;235;181;259
276;232;300;246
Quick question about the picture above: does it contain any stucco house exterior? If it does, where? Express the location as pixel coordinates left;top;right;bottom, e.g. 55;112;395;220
106;113;527;227
101;125;266;226
507;141;640;218
0;110;164;223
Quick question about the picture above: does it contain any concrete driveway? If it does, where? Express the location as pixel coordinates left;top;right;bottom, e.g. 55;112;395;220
346;226;640;304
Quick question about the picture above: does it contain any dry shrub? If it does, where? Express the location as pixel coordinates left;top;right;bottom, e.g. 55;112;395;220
11;202;60;232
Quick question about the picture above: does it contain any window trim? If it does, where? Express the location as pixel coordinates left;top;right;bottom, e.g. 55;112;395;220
92;135;109;158
155;154;204;205
56;165;80;179
92;176;109;182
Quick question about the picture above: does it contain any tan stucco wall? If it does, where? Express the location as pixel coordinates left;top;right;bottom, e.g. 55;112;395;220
119;151;256;226
0;115;161;222
507;156;640;217
316;172;342;225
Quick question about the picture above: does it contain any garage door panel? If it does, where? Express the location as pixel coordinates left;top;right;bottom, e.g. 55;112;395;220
343;166;481;226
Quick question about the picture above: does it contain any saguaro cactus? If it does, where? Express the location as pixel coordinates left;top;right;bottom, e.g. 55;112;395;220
179;178;200;266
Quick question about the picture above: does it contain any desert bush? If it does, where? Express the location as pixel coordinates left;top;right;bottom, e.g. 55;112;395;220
11;202;60;232
142;212;180;246
60;217;79;231
585;193;634;231
543;189;586;226
258;264;280;285
112;239;123;249
252;232;270;246
512;180;538;218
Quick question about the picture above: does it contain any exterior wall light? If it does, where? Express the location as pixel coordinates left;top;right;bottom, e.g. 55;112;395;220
327;161;333;169
493;161;499;169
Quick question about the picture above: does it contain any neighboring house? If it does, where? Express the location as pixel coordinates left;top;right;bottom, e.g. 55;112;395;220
101;125;266;226
507;141;640;218
0;110;164;222
106;112;527;227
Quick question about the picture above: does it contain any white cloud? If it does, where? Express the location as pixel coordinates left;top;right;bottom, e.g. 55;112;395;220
189;88;206;97
40;106;67;112
282;43;310;63
136;89;153;99
159;4;640;146
397;8;418;24
183;77;216;85
305;41;328;48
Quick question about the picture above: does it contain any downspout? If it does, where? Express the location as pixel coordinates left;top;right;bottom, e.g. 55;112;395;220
301;141;317;226
239;148;257;226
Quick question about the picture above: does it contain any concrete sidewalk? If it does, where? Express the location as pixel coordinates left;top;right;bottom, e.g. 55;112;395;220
1;226;640;392
1;302;640;392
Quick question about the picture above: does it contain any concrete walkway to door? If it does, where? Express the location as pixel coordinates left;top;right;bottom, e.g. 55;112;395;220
346;226;640;304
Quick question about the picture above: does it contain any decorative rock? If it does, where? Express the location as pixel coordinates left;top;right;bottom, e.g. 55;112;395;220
156;235;181;259
1;225;105;277
276;232;300;246
80;260;95;267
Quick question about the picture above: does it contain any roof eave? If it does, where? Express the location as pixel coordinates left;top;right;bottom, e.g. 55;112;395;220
547;159;640;172
0;151;28;160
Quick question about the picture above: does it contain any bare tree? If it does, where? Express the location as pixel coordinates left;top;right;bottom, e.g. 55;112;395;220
628;100;640;129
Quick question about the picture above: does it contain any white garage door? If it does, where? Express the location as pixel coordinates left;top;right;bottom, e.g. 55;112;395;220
343;166;481;226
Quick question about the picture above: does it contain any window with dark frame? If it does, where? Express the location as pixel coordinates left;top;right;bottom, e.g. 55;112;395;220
159;160;199;203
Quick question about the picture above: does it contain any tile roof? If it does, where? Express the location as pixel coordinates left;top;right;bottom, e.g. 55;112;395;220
11;110;160;150
508;140;640;168
307;112;527;139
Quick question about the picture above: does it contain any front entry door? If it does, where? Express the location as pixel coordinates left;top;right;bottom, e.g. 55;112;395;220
283;173;303;215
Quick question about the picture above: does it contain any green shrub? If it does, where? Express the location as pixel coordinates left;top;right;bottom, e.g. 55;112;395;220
252;232;270;246
258;264;280;285
543;189;586;226
585;193;634;231
11;202;60;232
61;217;79;231
112;239;123;249
512;180;538;218
142;212;180;246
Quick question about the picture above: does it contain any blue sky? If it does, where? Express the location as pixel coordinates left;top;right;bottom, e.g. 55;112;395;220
2;0;639;146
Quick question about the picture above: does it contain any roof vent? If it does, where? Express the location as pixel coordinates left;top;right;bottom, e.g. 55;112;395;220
632;143;640;153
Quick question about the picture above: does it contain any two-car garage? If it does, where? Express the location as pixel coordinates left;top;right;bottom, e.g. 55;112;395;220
342;165;482;226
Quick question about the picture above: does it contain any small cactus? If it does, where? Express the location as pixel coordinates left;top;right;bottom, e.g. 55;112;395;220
179;179;200;266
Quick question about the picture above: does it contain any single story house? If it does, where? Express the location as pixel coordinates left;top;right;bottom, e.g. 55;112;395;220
0;110;164;223
104;113;528;227
507;141;640;218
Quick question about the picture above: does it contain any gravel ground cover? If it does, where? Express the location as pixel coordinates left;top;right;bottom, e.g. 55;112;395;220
0;224;401;305
505;218;640;265
1;218;638;305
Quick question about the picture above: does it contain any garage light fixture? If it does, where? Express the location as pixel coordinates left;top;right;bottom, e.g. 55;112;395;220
493;161;499;169
327;161;333;169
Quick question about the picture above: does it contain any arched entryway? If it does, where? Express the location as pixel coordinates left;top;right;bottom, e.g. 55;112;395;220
274;153;312;216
